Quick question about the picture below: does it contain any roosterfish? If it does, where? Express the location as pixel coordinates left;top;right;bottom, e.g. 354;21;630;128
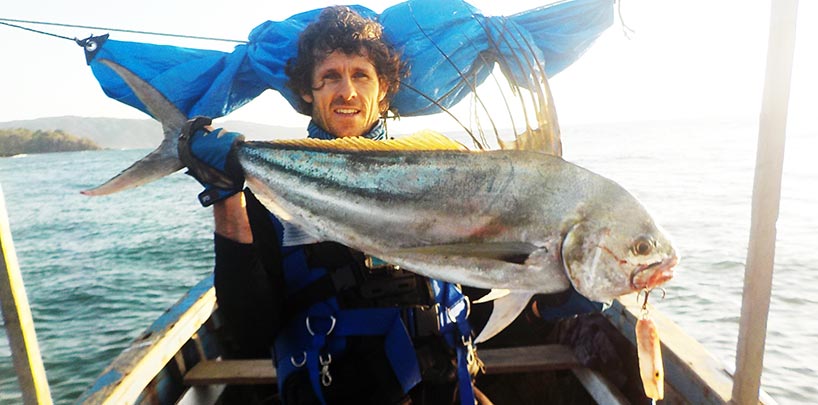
82;59;678;342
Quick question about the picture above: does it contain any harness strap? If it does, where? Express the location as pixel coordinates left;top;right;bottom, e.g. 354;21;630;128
433;281;478;405
335;308;422;391
274;307;421;405
273;227;422;403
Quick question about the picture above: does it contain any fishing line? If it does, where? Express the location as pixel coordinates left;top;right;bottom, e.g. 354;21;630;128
477;17;536;148
406;1;508;150
0;20;75;42
616;0;636;39
501;18;562;156
0;17;248;44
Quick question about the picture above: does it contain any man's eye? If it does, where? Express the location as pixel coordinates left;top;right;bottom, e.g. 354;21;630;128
322;73;341;81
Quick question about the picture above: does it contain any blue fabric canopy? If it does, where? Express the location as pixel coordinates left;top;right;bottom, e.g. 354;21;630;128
86;0;614;120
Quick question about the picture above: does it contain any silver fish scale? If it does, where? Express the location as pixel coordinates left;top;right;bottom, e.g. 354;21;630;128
238;143;618;250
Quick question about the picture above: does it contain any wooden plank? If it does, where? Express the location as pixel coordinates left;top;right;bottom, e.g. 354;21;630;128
184;345;580;386
572;367;629;405
77;275;217;404
480;344;580;374
734;1;798;404
176;384;225;405
185;360;277;385
184;344;630;404
0;184;53;404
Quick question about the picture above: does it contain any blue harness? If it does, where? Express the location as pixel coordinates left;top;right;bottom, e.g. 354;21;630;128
269;122;477;405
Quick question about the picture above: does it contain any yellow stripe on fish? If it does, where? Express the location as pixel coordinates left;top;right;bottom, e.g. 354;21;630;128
268;130;469;152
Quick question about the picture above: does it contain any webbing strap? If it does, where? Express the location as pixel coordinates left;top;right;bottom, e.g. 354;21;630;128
274;307;421;404
335;308;422;392
433;281;477;405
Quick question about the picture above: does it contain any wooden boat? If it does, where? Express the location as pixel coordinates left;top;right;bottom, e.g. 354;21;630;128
2;2;797;403
71;272;777;404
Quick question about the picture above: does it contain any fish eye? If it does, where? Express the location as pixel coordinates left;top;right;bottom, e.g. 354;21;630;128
632;237;654;256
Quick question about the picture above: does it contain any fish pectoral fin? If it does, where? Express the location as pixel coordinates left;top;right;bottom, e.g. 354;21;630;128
473;289;511;304
390;242;541;265
475;292;534;343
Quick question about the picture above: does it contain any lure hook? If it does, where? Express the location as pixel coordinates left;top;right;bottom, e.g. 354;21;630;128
637;287;667;315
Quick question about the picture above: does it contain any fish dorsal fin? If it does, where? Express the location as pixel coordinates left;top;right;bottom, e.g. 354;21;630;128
272;129;468;152
497;126;561;156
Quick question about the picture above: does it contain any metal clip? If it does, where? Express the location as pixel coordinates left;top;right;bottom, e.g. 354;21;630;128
319;353;333;386
461;335;476;365
461;335;485;375
365;255;399;271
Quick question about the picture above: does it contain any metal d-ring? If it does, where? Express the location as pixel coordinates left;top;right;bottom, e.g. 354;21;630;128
446;295;471;324
290;351;307;367
306;315;337;336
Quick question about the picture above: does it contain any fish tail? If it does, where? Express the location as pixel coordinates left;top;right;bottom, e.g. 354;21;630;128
81;59;186;196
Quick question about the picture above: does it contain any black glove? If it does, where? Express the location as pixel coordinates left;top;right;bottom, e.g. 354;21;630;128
178;116;245;206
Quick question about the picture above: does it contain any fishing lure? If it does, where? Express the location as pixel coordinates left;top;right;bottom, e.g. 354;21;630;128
636;290;664;403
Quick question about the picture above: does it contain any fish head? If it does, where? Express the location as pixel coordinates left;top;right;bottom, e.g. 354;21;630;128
560;197;678;303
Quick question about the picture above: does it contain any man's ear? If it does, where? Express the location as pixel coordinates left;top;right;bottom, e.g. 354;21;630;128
378;81;387;103
301;92;314;104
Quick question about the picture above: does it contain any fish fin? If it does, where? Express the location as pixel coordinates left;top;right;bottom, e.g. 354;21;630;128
382;242;570;292
473;288;510;304
264;129;468;152
390;242;540;265
498;126;561;156
82;59;186;195
474;292;534;343
81;129;183;195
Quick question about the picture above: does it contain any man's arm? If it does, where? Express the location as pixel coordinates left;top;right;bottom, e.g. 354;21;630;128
213;192;253;244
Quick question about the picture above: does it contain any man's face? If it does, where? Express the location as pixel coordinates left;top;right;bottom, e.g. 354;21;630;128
302;50;387;138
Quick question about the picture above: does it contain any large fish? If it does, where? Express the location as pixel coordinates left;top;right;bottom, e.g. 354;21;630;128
84;60;678;342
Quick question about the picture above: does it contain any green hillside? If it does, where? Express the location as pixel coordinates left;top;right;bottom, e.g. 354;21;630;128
0;128;101;157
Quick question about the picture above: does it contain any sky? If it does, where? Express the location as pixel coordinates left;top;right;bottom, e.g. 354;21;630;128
0;0;815;132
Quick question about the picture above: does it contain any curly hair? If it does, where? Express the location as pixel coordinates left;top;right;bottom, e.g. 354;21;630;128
285;6;407;116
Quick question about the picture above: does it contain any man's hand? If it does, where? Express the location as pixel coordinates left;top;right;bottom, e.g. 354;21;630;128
178;116;245;206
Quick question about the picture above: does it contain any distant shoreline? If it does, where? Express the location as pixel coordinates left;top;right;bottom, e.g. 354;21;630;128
0;128;101;157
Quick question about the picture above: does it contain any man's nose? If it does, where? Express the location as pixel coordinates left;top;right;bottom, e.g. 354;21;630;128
336;76;357;101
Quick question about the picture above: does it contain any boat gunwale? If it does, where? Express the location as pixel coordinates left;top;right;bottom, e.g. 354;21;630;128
76;274;217;404
605;294;778;405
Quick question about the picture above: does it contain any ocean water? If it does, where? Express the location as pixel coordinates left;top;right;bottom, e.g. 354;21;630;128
0;119;816;404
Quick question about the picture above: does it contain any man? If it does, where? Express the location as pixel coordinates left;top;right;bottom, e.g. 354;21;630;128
179;6;481;405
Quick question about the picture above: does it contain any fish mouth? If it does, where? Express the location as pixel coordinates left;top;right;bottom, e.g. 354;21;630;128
630;255;678;290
